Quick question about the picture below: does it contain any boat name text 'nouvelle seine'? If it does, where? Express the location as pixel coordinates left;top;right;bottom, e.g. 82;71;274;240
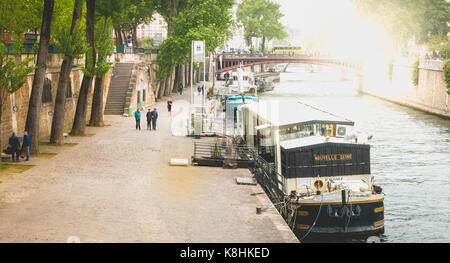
314;154;352;162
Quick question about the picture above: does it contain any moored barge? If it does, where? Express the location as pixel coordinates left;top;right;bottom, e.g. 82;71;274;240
238;101;384;240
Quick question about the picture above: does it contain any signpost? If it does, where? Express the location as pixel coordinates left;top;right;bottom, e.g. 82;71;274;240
192;40;205;104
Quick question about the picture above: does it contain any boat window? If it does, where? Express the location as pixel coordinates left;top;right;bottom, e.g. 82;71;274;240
317;123;336;137
279;124;315;141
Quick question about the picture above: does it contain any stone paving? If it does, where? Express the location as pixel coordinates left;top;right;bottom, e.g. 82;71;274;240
0;87;298;243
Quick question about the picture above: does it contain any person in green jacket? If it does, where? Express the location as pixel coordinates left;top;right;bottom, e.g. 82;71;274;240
134;109;141;130
178;83;183;95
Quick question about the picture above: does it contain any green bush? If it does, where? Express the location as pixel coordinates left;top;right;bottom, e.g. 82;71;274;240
411;57;420;86
444;59;450;94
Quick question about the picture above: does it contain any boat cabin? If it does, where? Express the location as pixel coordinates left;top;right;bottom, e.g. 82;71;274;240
238;101;372;195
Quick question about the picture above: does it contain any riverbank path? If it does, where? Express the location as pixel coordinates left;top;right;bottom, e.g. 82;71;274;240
0;86;298;243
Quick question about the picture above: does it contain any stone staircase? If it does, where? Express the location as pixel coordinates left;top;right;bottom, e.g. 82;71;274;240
104;63;134;115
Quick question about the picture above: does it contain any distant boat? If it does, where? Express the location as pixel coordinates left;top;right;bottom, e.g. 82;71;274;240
255;77;274;93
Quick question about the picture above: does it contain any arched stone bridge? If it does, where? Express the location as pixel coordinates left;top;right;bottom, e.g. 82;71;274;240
216;54;363;76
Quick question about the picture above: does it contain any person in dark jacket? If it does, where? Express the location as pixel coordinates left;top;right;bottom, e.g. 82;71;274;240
134;109;141;130
8;133;21;162
146;108;153;130
152;108;158;130
22;130;31;161
167;98;173;116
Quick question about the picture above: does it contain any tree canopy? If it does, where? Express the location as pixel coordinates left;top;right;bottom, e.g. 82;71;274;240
155;0;235;81
353;0;450;49
236;0;287;52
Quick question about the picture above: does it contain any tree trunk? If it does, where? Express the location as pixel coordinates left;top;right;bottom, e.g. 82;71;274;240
182;63;186;89
121;30;127;46
0;97;3;153
89;76;104;126
132;25;138;48
172;65;180;93
158;79;166;99
49;59;72;144
89;16;108;127
187;61;191;88
25;0;54;154
114;27;123;45
163;77;170;97
167;66;175;95
261;36;266;55
50;0;82;145
71;0;96;136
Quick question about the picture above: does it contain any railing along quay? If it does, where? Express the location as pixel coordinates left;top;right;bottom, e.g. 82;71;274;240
192;142;285;202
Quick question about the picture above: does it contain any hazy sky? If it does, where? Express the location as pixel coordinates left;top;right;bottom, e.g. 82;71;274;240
274;0;356;34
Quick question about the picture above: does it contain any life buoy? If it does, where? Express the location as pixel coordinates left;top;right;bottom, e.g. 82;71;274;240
314;178;324;190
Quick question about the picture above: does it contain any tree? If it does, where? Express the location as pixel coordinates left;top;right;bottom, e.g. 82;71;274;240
89;16;114;126
0;0;39;152
71;0;96;136
0;43;34;153
236;0;287;54
353;0;449;50
50;0;86;145
155;0;235;83
443;59;450;94
112;0;155;48
24;0;55;154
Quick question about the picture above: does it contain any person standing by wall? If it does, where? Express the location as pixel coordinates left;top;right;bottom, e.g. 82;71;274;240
146;109;153;130
197;85;201;96
22;130;31;161
152;108;158;130
134;109;141;130
8;133;21;162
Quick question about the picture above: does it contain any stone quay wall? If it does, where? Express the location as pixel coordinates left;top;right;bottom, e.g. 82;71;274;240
1;53;155;150
363;58;449;118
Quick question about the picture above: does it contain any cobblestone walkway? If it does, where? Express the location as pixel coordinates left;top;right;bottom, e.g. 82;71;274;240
0;87;298;243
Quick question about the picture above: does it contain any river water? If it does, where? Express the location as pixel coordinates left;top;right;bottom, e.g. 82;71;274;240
259;65;450;243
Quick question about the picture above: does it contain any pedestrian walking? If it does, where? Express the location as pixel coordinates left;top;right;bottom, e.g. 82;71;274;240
152;108;158;130
179;83;183;95
197;85;201;96
22;130;30;161
7;133;20;162
146;108;153;130
134;108;141;130
167;98;173;116
201;85;204;96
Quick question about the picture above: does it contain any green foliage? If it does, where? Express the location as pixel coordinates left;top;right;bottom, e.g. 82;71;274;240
412;57;420;86
0;0;42;36
155;0;235;81
236;0;288;50
112;0;155;31
443;59;450;94
53;22;89;60
0;42;35;99
427;35;450;59
142;37;154;48
94;17;114;77
81;46;95;77
353;0;449;48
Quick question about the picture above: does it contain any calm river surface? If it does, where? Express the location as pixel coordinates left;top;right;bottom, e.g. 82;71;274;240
260;65;450;243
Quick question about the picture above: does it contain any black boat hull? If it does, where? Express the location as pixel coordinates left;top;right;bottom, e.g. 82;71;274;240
290;199;384;241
